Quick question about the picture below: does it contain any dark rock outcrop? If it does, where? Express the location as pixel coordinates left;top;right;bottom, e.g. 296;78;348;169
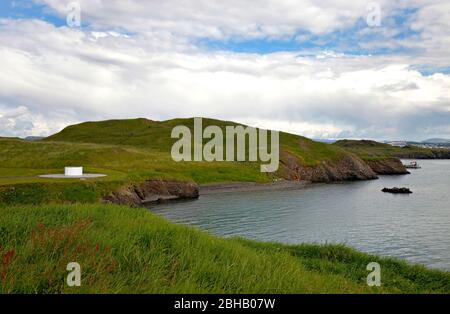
365;158;410;175
103;179;199;207
382;187;412;194
278;152;378;182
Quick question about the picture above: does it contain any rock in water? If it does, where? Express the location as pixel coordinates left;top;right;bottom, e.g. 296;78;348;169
382;187;412;194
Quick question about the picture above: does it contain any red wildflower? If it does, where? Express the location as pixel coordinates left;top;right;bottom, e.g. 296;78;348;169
2;249;15;266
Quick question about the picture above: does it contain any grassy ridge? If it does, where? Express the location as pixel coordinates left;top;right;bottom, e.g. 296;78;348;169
1;204;449;293
0;118;353;204
45;118;175;151
333;139;438;160
45;117;349;165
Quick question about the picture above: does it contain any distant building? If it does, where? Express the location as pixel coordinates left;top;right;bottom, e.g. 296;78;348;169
386;141;407;147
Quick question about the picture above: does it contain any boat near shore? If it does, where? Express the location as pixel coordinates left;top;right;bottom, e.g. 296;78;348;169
404;161;421;169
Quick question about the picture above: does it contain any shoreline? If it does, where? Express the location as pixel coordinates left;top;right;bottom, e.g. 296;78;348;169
200;180;310;195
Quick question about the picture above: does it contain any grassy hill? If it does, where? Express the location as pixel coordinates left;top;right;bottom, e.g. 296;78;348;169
1;203;449;293
45;117;349;165
0;118;360;204
333;139;444;160
45;118;177;151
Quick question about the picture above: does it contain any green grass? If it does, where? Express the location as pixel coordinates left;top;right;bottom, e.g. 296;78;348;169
45;117;349;165
1;203;449;294
333;139;442;161
0;118;354;205
1;121;449;294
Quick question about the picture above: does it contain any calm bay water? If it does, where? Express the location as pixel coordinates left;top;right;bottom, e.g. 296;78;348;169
151;160;450;271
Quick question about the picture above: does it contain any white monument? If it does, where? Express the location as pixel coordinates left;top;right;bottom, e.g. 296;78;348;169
39;166;106;179
65;167;83;176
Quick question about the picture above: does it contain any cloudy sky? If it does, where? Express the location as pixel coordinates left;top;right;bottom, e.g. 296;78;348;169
0;0;449;140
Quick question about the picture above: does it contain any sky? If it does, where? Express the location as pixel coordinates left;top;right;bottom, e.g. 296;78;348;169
0;0;449;141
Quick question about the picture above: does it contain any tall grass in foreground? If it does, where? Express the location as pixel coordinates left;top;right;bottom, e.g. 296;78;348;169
1;204;449;294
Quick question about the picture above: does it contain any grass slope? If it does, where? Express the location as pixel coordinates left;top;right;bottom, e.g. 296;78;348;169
46;117;349;165
333;140;434;161
0;118;352;204
1;204;449;294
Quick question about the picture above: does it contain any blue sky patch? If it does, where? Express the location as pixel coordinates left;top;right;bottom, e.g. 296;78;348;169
411;65;450;76
196;8;423;56
0;0;67;26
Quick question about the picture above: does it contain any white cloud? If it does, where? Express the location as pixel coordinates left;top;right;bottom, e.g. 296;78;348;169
0;104;77;137
31;0;449;64
36;0;381;38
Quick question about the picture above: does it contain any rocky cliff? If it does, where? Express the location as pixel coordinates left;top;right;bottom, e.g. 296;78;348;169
278;152;378;182
394;149;450;159
103;153;415;207
365;158;409;175
103;179;199;207
104;154;379;207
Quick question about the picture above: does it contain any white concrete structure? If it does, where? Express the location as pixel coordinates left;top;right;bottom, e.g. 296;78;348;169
65;167;83;176
39;173;107;179
38;167;106;179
